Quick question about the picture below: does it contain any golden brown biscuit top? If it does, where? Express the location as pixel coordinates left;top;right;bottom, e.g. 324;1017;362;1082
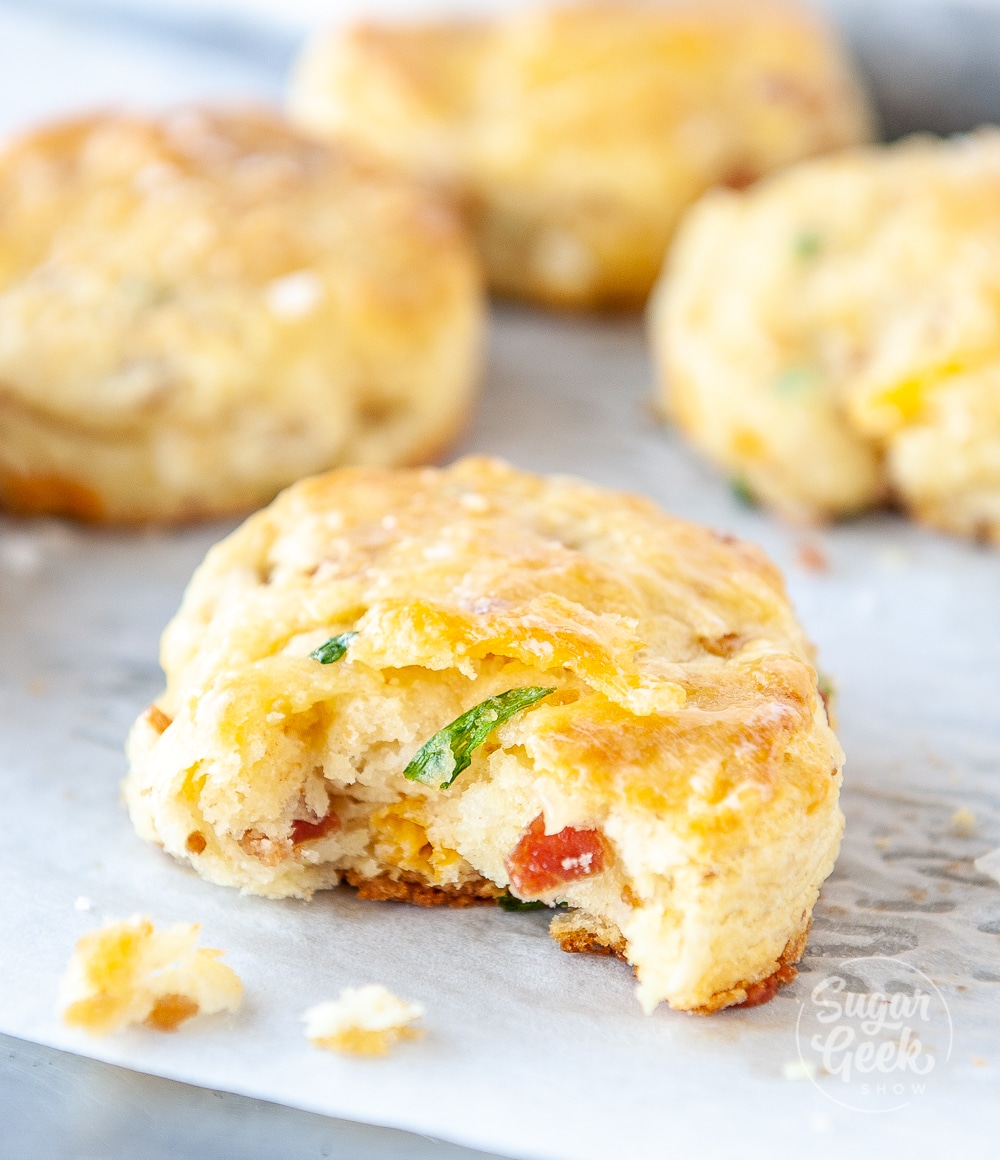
163;457;831;820
0;108;470;424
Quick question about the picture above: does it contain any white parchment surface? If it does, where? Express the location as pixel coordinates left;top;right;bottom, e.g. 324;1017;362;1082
3;307;1000;1160
1;7;1000;1160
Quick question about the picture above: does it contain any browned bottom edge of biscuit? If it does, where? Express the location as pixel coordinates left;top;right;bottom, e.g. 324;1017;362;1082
343;869;503;908
553;911;811;1013
698;921;811;1014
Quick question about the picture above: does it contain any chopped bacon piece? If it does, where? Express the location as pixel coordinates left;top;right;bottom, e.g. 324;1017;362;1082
505;815;609;898
146;705;172;734
290;811;341;845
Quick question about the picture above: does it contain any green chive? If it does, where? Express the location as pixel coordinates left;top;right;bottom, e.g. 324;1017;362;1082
497;893;568;912
309;631;357;664
774;365;821;399
793;230;822;260
729;476;757;509
497;893;547;912
404;686;555;789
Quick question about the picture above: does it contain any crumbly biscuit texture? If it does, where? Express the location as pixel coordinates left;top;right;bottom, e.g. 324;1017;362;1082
60;916;242;1035
126;456;843;1013
0;109;481;522
290;0;872;308
653;129;1000;541
304;985;424;1055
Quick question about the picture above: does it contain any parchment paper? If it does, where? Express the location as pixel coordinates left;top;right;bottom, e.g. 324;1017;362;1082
1;6;1000;1160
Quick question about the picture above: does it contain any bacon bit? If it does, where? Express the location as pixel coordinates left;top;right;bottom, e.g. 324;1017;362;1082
795;543;829;573
144;993;200;1032
505;815;609;897
238;828;289;867
290;811;340;845
721;164;757;191
699;632;743;658
146;705;172;734
185;831;207;855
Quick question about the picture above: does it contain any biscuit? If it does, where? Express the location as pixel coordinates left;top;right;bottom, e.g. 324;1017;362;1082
0;109;482;522
125;456;843;1014
290;0;873;309
303;985;424;1055
652;129;1000;541
60;916;242;1035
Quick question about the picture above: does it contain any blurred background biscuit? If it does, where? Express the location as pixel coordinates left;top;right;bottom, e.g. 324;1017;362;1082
290;0;873;309
0;108;483;523
652;128;1000;542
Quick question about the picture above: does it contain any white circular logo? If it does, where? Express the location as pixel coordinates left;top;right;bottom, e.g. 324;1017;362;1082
794;956;952;1113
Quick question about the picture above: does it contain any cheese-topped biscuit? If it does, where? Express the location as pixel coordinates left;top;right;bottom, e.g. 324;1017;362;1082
652;129;1000;541
0;109;482;523
125;457;843;1013
290;0;872;309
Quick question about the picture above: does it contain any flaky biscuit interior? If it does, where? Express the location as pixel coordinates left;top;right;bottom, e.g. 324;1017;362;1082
126;457;843;1012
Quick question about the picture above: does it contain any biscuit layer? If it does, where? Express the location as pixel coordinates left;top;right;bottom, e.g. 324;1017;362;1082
126;457;844;1012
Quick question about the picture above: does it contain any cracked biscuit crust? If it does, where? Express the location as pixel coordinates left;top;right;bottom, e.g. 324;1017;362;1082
0;108;482;522
126;456;843;1012
653;129;1000;542
290;0;872;309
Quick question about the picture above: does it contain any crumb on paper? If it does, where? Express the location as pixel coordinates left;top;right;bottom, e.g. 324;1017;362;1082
807;1112;832;1134
0;534;44;576
303;984;423;1056
794;542;829;573
74;896;93;912
873;836;890;850
27;678;47;698
972;1056;988;1067
877;546;911;572
950;807;977;833
60;915;241;1036
974;847;1000;885
782;1059;818;1081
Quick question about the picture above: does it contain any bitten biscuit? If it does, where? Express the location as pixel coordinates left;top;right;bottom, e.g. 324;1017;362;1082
652;129;1000;542
290;0;872;309
125;457;843;1014
0;109;482;523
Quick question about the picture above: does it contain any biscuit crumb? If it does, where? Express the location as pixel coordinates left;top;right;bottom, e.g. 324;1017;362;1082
303;985;423;1056
60;916;241;1035
950;807;976;833
974;847;1000;885
795;543;829;573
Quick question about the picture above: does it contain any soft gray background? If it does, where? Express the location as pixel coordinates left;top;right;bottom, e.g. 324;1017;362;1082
2;3;1000;1159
